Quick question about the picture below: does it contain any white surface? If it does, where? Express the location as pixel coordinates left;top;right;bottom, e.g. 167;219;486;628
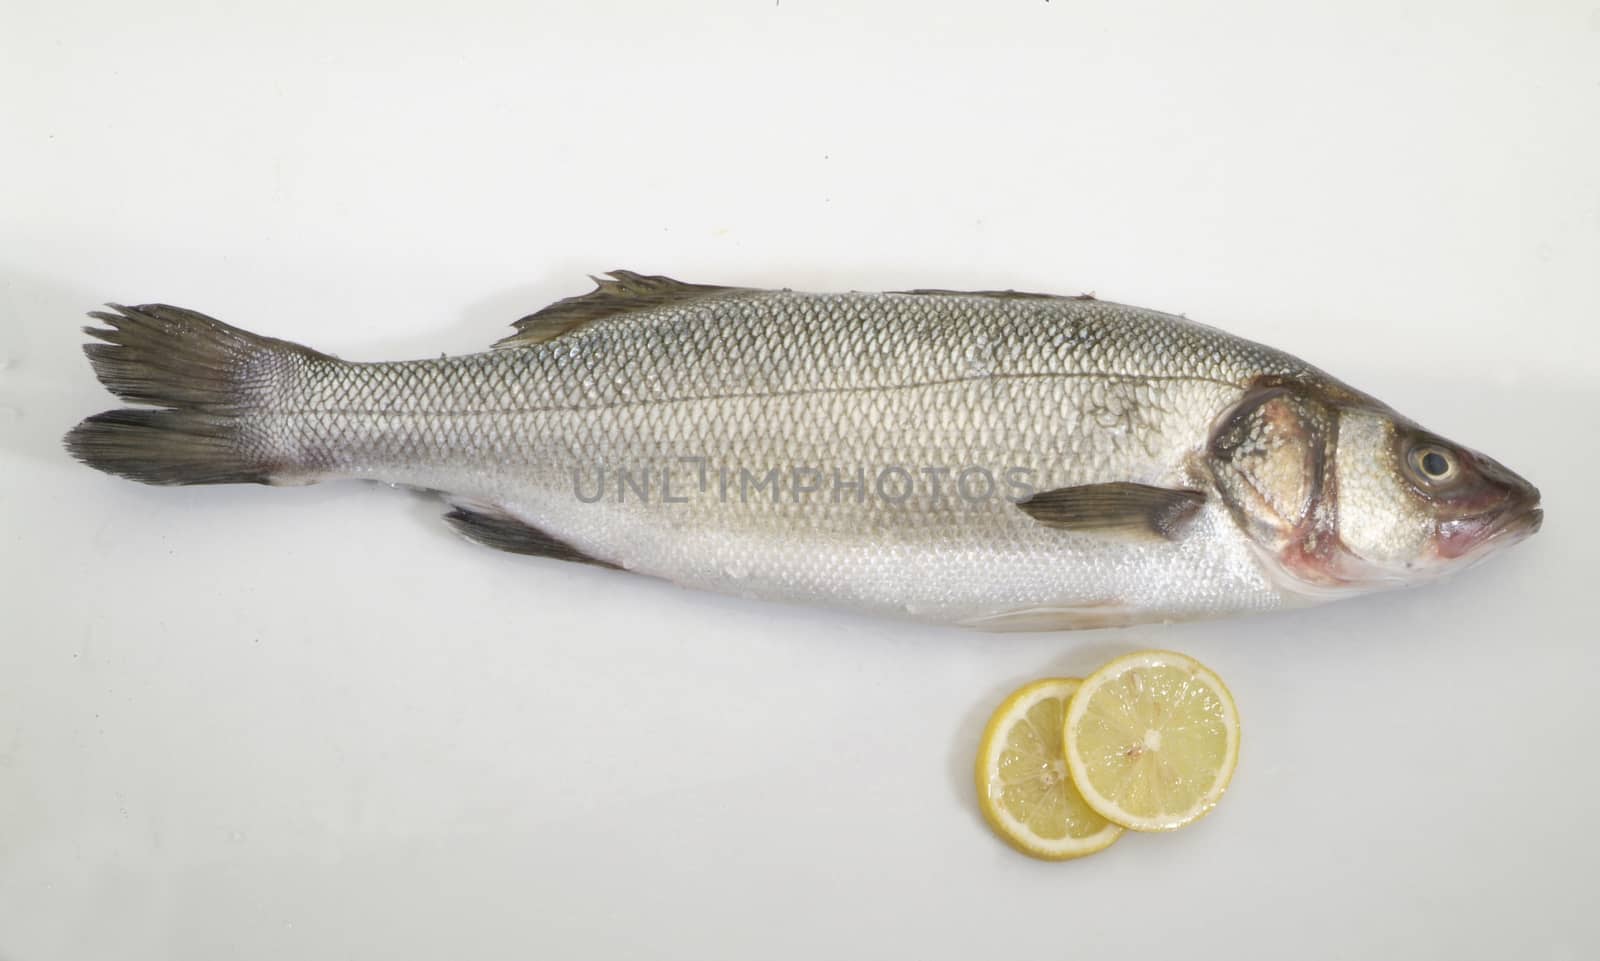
2;2;1597;959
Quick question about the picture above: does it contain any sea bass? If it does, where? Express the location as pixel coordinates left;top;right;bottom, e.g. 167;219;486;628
65;271;1541;630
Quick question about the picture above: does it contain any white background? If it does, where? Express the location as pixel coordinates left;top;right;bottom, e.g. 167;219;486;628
2;2;1597;959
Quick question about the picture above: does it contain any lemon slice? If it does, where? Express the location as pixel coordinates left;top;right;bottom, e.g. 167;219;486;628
1063;650;1240;832
975;677;1125;859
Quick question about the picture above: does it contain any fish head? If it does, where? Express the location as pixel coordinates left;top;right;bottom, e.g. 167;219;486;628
1204;379;1541;597
1328;406;1542;579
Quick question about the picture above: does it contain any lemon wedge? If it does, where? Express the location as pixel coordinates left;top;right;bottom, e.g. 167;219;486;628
975;677;1125;859
1063;650;1240;832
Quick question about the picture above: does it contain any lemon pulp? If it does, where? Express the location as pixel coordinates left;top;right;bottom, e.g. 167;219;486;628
1063;650;1240;832
975;677;1124;859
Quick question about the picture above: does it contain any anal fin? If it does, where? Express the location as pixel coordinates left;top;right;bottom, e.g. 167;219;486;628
444;506;620;569
1016;483;1204;540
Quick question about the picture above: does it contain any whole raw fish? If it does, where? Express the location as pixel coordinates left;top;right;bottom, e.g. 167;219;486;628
65;271;1541;629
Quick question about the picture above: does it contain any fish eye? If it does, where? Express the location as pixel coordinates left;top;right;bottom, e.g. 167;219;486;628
1406;443;1459;486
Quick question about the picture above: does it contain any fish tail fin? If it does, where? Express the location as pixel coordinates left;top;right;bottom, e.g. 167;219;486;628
64;304;329;485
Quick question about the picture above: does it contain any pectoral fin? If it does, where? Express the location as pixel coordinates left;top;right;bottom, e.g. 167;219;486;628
1016;483;1205;540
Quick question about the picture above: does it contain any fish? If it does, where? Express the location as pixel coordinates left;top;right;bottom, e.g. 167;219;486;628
63;270;1542;630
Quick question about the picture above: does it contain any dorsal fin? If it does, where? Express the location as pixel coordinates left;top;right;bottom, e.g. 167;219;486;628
494;270;740;349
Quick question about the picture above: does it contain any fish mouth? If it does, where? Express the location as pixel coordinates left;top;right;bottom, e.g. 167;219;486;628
1436;498;1543;561
1521;507;1544;535
1481;504;1543;551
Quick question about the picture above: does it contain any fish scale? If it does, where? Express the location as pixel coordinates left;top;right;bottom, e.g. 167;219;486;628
250;290;1307;626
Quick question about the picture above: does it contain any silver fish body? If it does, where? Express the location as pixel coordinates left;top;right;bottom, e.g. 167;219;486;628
66;273;1542;629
